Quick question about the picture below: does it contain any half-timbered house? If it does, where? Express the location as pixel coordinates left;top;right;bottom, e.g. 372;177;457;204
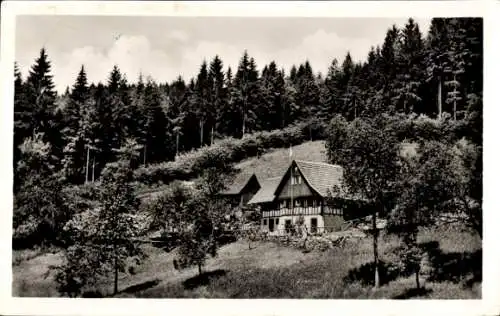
220;173;261;207
248;160;367;234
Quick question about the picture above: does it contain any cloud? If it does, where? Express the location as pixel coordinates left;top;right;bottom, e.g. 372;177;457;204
20;28;388;93
168;30;190;43
39;35;174;91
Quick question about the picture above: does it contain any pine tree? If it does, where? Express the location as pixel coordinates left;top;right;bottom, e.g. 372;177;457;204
24;48;62;160
379;25;402;114
194;61;210;146
319;58;342;120
14;62;30;184
338;52;358;118
425;18;452;119
208;55;225;144
61;65;90;183
395;18;425;114
294;60;321;127
168;76;188;156
230;51;260;137
143;79;174;164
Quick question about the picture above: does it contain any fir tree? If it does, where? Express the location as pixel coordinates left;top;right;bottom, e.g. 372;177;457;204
395;18;425;114
208;55;225;144
24;48;62;160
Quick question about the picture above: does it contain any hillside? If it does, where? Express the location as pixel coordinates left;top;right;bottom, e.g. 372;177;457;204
12;224;481;298
234;140;328;181
231;140;417;183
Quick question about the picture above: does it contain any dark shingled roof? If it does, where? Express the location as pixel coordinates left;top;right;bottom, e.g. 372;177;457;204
248;160;344;204
294;160;343;196
247;177;281;204
221;173;258;195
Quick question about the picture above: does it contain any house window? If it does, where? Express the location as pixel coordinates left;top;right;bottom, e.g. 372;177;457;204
312;199;317;207
276;218;279;225
263;219;267;225
280;201;286;208
294;200;300;207
291;175;302;185
291;168;302;185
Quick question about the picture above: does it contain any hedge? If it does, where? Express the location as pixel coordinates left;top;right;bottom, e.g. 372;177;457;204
134;120;326;186
134;113;475;186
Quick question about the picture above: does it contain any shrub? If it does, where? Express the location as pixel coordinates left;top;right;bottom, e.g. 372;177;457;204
134;120;328;186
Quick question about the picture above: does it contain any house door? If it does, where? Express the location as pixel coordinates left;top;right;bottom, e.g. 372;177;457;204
269;218;275;232
311;218;318;234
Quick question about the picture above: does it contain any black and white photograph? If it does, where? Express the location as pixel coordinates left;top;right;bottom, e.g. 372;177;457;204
1;1;499;315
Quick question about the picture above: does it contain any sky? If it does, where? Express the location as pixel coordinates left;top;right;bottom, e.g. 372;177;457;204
16;16;431;93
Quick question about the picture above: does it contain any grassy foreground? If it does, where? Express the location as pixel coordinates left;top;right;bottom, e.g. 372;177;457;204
12;223;481;299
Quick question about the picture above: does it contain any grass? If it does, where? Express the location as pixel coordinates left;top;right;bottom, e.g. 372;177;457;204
136;140;416;199
135;140;327;200
235;140;327;180
12;223;481;299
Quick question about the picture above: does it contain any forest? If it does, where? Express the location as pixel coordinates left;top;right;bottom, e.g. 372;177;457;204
12;18;483;297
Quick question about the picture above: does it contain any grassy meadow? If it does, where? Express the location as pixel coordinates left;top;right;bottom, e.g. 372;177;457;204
12;223;481;299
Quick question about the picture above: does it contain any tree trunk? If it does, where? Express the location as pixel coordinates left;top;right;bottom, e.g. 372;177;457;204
200;120;204;147
114;252;118;295
198;263;202;276
372;212;380;288
85;146;90;184
91;156;95;183
242;113;246;138
415;267;421;290
438;77;442;120
453;74;457;121
211;125;214;145
143;144;147;166
176;132;179;157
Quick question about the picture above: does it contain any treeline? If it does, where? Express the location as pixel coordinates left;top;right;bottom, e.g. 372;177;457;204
12;17;482;248
14;18;482;188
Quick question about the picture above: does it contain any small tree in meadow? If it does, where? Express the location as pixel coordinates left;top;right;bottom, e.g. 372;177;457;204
388;140;460;290
173;151;235;275
55;139;145;296
326;115;401;288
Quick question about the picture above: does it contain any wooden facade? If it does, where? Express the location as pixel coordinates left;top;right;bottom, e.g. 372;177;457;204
248;160;351;235
221;174;261;208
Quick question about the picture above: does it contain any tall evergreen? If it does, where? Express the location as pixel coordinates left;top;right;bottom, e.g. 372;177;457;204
230;51;260;137
193;61;210;146
61;65;90;183
208;55;225;144
14;63;29;190
319;58;342;120
167;76;188;155
425;18;452;118
395;18;425;114
24;48;62;160
380;25;401;114
294;60;320;125
143;79;174;164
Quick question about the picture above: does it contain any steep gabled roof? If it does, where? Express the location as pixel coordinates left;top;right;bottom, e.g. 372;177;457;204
294;160;343;197
247;177;281;204
221;173;259;195
248;160;345;205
